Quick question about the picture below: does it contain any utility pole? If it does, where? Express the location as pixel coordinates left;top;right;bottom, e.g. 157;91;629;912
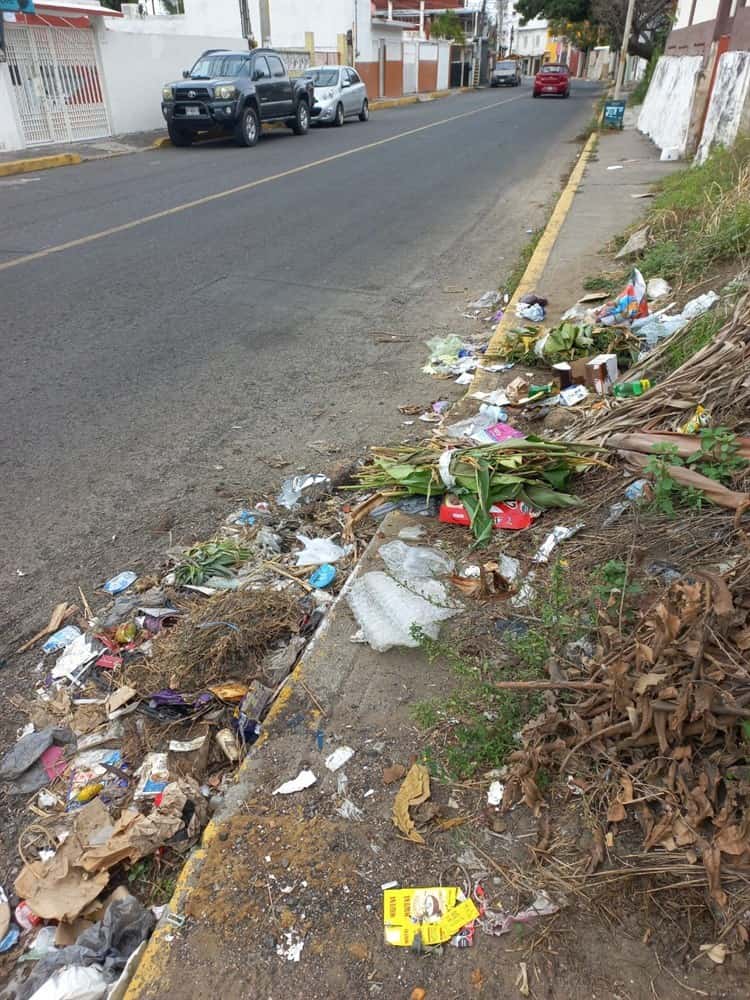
614;0;636;99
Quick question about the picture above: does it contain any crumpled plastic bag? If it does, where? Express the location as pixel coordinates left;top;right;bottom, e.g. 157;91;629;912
28;966;109;1000
0;727;75;794
294;534;352;567
347;541;459;652
516;301;545;323
21;895;154;1000
379;540;454;580
595;268;648;327
277;473;331;510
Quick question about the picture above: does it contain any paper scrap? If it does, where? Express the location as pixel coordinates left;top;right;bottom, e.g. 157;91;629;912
325;747;354;772
273;769;317;795
383;886;479;947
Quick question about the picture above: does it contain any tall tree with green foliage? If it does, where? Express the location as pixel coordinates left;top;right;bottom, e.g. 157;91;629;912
430;11;465;44
517;0;671;61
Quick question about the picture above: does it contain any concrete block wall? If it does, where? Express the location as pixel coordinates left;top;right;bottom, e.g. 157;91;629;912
697;49;750;163
638;54;703;159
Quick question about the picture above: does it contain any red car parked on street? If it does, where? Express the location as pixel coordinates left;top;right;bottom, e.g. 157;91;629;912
533;63;570;99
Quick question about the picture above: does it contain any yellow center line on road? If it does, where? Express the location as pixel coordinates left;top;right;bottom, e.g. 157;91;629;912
0;93;525;274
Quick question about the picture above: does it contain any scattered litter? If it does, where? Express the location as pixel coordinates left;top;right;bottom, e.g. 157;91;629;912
273;769;317;795
51;634;103;683
480;890;559;937
646;277;671;301
133;753;169;800
308;564;337;589
295;535;352;567
615;225;649;259
533;524;584;564
347;542;459;652
325;747;354;772
42;626;82;655
276;929;305;962
102;571;137;595
0;926;19;954
277;473;331;509
516;301;545;323
383;886;479;947
595;269;648;327
336;799;364;821
381;880;399;891
487;781;504;806
392;763;431;844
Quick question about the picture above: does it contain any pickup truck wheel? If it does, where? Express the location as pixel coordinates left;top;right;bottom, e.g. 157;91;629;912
358;99;369;122
167;123;193;147
334;102;344;127
292;100;310;135
235;106;260;147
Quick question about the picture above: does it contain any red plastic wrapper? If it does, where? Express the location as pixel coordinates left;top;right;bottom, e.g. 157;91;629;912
439;496;539;531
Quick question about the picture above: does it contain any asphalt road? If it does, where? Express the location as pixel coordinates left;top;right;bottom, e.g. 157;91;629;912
0;82;597;656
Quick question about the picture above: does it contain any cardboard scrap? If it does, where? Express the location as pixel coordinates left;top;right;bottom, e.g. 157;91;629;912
383;886;479;947
15;781;207;923
383;763;407;786
392;763;431;844
15;799;113;922
106;685;137;718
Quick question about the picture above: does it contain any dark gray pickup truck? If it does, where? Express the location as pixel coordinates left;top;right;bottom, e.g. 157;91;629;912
161;48;314;147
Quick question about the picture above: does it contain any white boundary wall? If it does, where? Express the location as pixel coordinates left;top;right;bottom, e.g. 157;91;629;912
95;19;243;136
638;54;703;159
697;50;750;163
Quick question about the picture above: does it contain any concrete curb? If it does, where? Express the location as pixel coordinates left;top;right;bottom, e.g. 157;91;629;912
484;131;598;361
0;153;82;177
122;523;384;998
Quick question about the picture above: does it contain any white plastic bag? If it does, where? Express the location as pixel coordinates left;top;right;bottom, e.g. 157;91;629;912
379;540;454;579
29;966;108;1000
294;535;352;567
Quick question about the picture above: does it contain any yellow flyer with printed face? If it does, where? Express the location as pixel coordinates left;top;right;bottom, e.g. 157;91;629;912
383;887;479;947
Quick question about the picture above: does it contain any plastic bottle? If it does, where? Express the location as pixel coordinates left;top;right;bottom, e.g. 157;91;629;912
612;379;651;398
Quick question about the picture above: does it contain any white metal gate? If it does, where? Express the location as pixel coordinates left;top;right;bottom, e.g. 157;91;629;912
6;24;110;146
403;41;417;95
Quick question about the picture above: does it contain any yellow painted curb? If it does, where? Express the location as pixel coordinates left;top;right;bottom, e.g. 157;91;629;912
0;153;81;177
485;131;598;358
123;671;303;996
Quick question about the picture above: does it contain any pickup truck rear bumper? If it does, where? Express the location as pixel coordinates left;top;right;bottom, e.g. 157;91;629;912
162;101;240;131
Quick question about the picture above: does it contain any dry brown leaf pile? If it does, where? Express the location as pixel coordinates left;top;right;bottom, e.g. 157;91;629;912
503;557;750;921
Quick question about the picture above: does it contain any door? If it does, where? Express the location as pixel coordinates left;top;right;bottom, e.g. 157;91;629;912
267;53;293;118
342;68;362;113
251;54;274;118
6;24;110;147
341;69;361;115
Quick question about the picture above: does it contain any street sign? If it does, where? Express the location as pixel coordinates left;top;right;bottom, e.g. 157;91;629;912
602;99;626;130
0;1;35;12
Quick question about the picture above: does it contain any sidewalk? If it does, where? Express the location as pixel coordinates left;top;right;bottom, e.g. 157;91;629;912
539;122;680;328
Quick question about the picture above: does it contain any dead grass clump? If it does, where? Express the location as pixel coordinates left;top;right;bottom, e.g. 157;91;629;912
124;589;302;694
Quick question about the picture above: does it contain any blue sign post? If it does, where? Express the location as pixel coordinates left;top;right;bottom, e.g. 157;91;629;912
602;99;627;130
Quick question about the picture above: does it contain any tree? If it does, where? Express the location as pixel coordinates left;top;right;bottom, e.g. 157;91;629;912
591;0;672;61
516;0;672;61
430;11;466;44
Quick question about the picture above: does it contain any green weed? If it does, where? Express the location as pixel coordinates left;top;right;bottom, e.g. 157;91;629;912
644;429;747;515
638;139;750;285
410;562;588;780
664;310;724;371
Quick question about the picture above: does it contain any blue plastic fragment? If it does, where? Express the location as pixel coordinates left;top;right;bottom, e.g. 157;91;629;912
103;571;137;595
308;564;336;589
42;625;81;654
0;927;20;954
316;728;324;750
236;510;256;526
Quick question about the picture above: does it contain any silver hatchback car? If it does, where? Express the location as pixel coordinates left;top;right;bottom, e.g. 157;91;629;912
307;65;369;126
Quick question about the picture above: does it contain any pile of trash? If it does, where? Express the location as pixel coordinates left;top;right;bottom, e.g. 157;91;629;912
501;557;750;935
0;471;371;994
482;269;722;416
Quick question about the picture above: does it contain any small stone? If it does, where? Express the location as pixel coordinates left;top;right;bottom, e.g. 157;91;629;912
218;830;229;842
281;857;290;869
